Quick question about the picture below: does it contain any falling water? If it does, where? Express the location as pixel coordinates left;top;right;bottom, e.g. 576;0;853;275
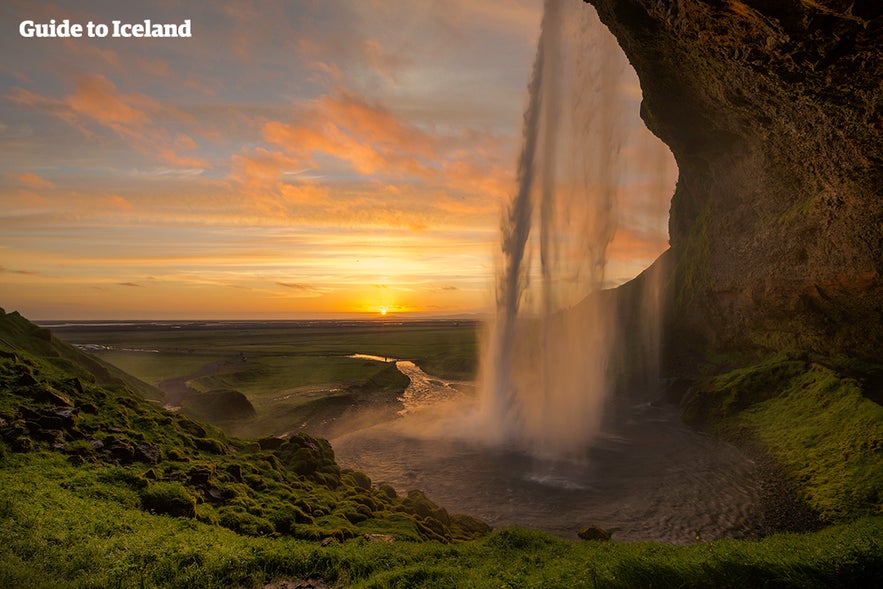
479;0;650;457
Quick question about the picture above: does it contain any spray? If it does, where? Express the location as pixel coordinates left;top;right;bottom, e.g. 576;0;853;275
479;0;636;457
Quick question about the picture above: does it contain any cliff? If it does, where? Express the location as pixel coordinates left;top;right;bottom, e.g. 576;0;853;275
588;0;882;363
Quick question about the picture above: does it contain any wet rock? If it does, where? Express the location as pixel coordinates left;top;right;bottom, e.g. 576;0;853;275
578;526;612;541
587;0;883;361
319;537;336;547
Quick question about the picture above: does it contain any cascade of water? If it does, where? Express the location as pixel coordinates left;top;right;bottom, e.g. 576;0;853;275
479;0;649;458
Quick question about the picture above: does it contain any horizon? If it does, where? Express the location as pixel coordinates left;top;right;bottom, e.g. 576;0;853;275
2;1;677;320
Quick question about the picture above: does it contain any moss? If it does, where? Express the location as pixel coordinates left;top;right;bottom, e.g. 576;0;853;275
683;354;883;522
218;506;274;536
141;482;197;518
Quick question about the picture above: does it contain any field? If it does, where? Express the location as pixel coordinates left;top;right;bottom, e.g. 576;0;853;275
45;320;480;439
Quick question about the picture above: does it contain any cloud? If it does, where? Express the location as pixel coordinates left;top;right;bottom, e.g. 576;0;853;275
0;266;40;275
106;195;134;210
275;282;324;298
363;39;409;83
234;89;513;228
117;282;143;287
5;172;54;191
7;74;207;169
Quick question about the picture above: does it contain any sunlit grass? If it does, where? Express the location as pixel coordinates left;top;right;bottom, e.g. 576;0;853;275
2;454;881;588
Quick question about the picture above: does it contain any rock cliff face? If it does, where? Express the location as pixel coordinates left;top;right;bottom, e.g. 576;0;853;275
588;0;882;362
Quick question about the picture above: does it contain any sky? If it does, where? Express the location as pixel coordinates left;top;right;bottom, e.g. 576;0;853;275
1;0;677;320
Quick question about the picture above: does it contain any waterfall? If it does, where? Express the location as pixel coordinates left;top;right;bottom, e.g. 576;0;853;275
478;0;648;457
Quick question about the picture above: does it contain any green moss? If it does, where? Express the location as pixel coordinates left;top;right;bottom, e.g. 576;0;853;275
684;354;883;522
218;506;274;536
141;482;197;518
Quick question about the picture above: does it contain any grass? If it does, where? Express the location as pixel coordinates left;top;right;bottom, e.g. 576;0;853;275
96;351;228;386
5;310;883;586
1;455;881;588
683;351;883;522
47;320;477;438
49;321;479;381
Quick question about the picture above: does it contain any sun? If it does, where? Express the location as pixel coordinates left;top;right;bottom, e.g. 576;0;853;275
379;306;388;316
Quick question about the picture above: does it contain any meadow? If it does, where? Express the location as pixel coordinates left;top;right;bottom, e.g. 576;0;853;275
47;320;479;439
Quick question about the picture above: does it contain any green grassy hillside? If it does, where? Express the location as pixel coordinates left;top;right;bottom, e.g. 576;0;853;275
2;308;882;588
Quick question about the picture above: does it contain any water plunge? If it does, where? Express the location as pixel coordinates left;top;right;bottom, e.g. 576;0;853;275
479;0;654;458
332;2;769;543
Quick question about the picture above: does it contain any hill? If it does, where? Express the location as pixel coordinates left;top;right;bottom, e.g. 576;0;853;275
2;307;883;587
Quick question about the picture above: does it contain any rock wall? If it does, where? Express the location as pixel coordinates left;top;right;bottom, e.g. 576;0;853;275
588;0;882;362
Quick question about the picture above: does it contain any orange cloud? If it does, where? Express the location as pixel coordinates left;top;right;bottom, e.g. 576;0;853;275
8;74;207;169
6;172;55;191
254;90;514;208
106;195;134;210
65;74;153;133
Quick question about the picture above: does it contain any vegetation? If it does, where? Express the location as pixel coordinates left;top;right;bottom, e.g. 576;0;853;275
0;310;487;548
683;351;883;522
3;309;883;587
48;320;478;438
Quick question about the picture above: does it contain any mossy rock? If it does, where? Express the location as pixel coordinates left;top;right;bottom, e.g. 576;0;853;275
682;355;808;425
140;481;196;518
342;468;371;491
450;513;492;540
275;433;340;482
267;504;314;534
218;506;274;536
578;526;612;541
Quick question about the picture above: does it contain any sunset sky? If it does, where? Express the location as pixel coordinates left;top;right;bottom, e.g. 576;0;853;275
1;0;676;320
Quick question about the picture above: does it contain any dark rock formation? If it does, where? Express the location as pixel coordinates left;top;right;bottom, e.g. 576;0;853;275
588;0;882;363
